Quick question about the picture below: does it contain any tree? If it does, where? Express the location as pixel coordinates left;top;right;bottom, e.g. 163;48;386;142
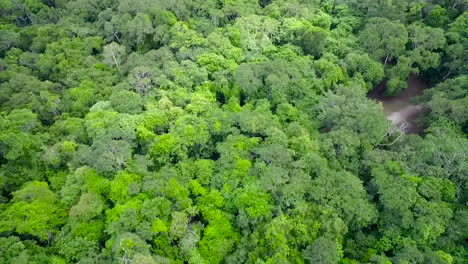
110;172;142;203
386;56;417;94
103;42;126;74
125;13;154;47
0;236;49;263
310;169;378;229
60;166;110;206
169;22;206;52
342;52;384;90
62;80;100;117
0;109;46;193
0;109;43;163
230;14;279;59
418;76;467;128
110;90;143;114
426;5;450;28
0;181;66;241
314;55;345;90
297;26;329;58
0;72;59;123
199;210;240;264
69;192;105;221
232;184;273;228
303;237;342;264
316;84;388;141
442;43;466;79
112;232;152;263
407;23;446;71
359;18;408;64
0;29;18;56
74;139;133;176
371;162;454;245
403;119;468;201
244;215;294;263
233;58;318;109
358;0;409;20
36;37;103;82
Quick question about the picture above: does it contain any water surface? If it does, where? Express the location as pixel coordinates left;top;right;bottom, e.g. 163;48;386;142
368;75;427;134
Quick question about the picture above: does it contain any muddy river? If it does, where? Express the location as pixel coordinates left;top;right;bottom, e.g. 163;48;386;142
368;75;427;134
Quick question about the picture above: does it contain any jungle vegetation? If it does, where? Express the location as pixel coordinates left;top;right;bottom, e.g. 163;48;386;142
0;0;467;263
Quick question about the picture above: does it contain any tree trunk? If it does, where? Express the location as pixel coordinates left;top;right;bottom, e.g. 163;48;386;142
110;48;122;75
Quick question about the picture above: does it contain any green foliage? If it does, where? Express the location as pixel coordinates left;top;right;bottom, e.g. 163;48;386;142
0;1;466;263
359;17;408;63
0;236;49;263
407;23;446;71
386;56;416;94
0;108;43;162
110;90;143;114
426;5;450;28
303;237;342;264
296;26;329;57
343;52;384;90
36;37;103;81
0;181;66;240
199;210;240;264
418;76;468;128
311;169;378;229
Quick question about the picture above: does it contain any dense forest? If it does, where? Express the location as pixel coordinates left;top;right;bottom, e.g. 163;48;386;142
0;0;467;263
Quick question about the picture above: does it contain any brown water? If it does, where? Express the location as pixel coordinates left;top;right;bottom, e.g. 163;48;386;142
368;75;427;134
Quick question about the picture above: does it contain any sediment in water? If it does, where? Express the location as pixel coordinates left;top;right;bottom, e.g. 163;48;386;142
368;75;428;134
